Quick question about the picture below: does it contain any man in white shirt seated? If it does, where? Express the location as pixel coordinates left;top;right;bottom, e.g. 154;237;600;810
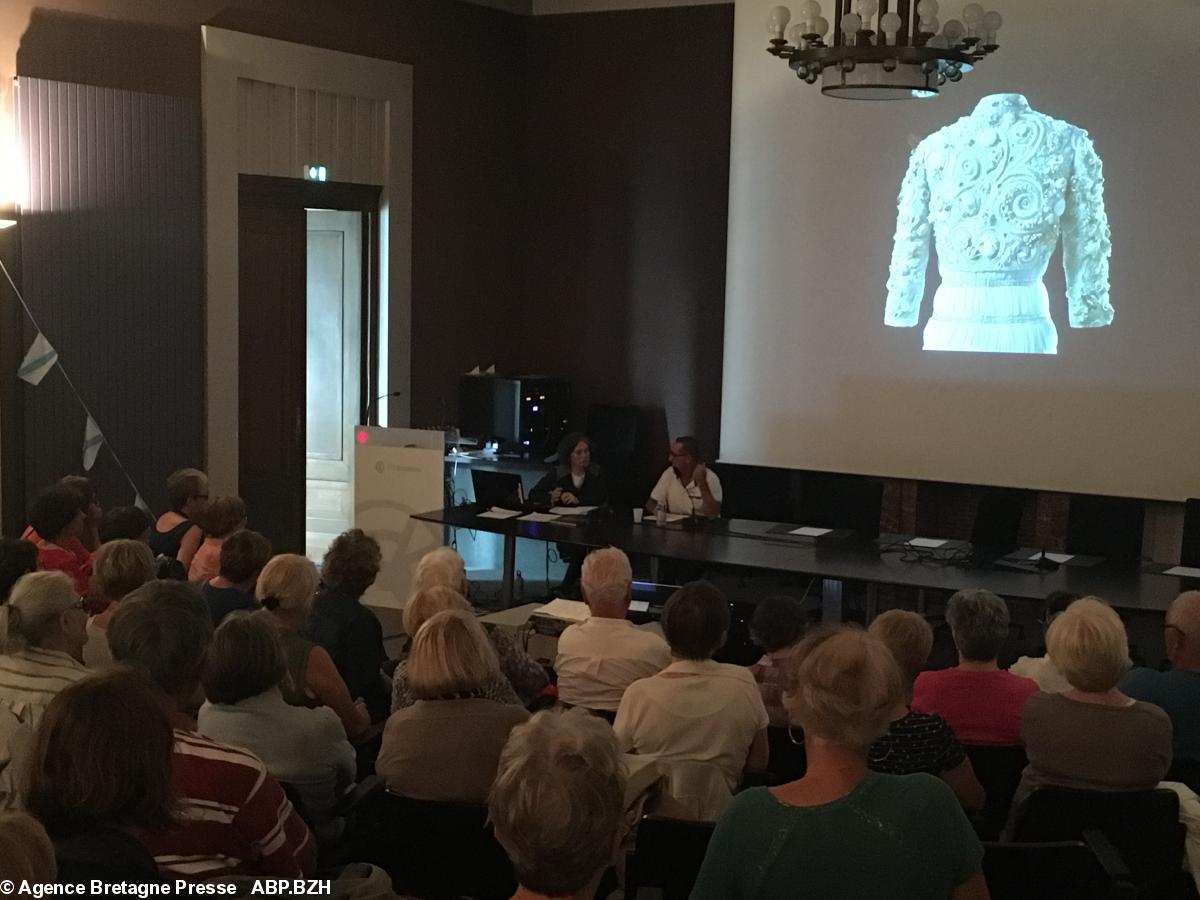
645;436;722;519
555;548;670;714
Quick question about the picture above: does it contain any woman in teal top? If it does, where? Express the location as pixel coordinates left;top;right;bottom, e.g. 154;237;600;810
691;627;987;900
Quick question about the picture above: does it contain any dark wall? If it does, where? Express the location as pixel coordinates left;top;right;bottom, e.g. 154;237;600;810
522;5;734;456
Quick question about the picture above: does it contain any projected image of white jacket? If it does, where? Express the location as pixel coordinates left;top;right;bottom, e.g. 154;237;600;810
884;93;1112;355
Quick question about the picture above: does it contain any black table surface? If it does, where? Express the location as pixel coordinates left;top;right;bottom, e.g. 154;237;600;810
413;508;1192;614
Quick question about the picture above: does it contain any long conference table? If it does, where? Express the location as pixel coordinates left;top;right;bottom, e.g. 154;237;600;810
412;507;1195;621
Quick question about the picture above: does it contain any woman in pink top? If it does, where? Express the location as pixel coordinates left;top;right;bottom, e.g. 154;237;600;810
24;486;91;598
187;496;247;585
912;589;1037;745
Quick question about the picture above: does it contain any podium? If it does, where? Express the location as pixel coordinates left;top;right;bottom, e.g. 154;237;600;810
353;427;444;609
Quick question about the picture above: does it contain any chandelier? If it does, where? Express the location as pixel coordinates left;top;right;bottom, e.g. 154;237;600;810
766;1;1002;100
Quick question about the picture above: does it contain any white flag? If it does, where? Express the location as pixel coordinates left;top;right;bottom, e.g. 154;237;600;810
17;333;58;385
134;493;152;516
82;416;104;471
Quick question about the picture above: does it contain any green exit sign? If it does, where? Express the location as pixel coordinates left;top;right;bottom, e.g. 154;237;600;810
303;164;328;182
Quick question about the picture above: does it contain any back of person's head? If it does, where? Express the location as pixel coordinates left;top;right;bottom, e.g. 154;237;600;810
662;580;729;661
218;529;272;583
785;626;905;750
489;709;625;897
1042;590;1080;627
411;546;467;595
0;812;56;882
946;588;1010;662
674;435;703;462
402;585;470;637
868;609;934;685
166;468;208;513
92;539;156;602
408;609;500;700
29;484;84;541
749;595;807;653
198;496;247;539
99;506;151;543
203;613;286;705
1046;596;1130;692
580;547;632;611
1165;591;1200;665
59;475;96;510
0;538;38;603
321;528;382;597
107;580;212;700
27;666;175;836
256;554;319;614
0;571;78;653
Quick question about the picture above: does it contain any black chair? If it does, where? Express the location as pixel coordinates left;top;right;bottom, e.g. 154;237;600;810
971;488;1029;557
765;725;807;784
798;472;884;542
356;791;516;899
586;403;639;510
964;745;1027;840
1011;787;1189;898
982;837;1136;900
1182;498;1200;567
1066;495;1145;562
1168;757;1200;795
623;815;716;900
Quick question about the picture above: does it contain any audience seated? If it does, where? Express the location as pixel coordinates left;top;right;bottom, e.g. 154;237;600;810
1013;597;1171;810
198;613;356;843
188;496;248;585
747;594;807;727
0;571;90;810
377;609;529;803
24;485;93;597
406;547;548;706
305;529;389;720
58;475;103;554
868;610;984;810
201;528;271;625
84;539;156;666
554;547;670;713
27;667;171;881
1009;590;1078;693
0;811;57;883
98;505;151;544
148;468;208;569
691;627;987;900
615;581;768;820
392;584;521;712
488;708;625;900
256;554;370;740
1122;590;1200;766
913;589;1038;745
107;579;315;878
0;538;38;602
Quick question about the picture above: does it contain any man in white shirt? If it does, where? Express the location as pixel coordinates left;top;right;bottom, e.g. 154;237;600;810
555;548;670;713
645;436;722;519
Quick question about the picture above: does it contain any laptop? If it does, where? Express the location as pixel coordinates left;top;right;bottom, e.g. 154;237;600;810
470;469;527;511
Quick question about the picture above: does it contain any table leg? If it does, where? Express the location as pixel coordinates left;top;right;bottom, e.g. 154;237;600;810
502;534;516;606
822;578;844;623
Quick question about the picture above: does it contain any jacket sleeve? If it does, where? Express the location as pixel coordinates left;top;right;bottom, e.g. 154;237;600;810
528;470;559;504
885;147;932;327
1062;130;1113;327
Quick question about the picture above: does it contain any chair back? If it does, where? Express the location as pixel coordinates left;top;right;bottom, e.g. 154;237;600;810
1012;787;1184;894
964;744;1027;840
357;792;516;900
624;815;716;900
982;840;1133;900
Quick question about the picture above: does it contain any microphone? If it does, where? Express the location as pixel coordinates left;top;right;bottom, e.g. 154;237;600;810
365;391;403;423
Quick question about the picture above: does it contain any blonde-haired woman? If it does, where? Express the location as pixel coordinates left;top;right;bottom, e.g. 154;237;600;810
377;609;529;803
692;626;987;900
256;554;369;740
82;539;155;667
1013;597;1171;809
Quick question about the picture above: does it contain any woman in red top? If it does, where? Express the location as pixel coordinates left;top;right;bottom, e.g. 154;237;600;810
25;485;92;598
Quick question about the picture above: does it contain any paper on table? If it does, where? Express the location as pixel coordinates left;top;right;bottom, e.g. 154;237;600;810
649;513;688;524
1028;552;1074;564
790;526;832;537
908;537;948;548
535;598;590;622
549;505;598;516
478;508;520;520
1165;566;1200;578
518;512;561;523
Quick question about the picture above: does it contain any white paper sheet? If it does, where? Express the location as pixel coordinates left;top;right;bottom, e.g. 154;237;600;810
518;512;562;523
1028;552;1075;564
790;526;832;537
1165;566;1200;578
477;508;520;520
549;505;598;516
649;513;688;524
908;537;948;548
535;598;590;622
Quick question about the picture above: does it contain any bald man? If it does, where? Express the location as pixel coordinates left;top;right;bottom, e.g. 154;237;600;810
1121;591;1200;763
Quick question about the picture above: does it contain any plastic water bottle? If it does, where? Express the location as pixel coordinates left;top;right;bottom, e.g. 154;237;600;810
514;570;524;603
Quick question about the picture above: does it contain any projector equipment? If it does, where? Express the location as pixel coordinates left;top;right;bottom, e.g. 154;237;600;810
458;374;570;458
